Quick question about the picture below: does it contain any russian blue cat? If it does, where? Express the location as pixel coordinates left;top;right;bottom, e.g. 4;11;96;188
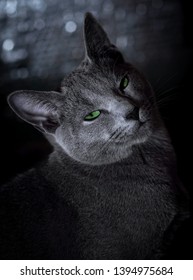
0;13;187;259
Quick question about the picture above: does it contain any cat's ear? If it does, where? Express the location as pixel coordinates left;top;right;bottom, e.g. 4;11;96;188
7;90;62;134
84;12;124;64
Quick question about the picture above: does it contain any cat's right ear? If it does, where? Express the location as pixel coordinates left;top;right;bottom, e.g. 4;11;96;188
84;12;124;65
7;90;63;134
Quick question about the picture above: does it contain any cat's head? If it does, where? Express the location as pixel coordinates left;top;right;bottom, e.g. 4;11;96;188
8;13;159;165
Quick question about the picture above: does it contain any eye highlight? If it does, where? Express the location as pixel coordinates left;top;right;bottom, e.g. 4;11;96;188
120;76;129;91
84;110;101;121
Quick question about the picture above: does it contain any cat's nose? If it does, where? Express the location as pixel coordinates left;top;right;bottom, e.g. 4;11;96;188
126;106;139;121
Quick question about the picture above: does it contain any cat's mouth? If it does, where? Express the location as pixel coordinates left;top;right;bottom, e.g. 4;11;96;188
113;121;140;142
114;119;149;145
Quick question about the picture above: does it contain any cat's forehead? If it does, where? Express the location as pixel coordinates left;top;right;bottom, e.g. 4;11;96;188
62;68;112;90
59;68;119;113
61;67;114;100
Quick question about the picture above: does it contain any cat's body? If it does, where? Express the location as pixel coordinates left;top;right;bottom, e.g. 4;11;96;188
0;13;188;259
0;139;184;259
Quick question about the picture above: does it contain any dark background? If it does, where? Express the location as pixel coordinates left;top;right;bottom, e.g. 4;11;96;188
0;0;192;258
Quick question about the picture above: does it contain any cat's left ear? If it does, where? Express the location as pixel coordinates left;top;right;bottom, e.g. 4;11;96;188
7;90;63;135
84;12;124;64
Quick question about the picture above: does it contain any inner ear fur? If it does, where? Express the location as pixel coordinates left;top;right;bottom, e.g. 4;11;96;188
8;90;62;134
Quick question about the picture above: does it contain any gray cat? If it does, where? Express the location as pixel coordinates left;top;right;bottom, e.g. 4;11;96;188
0;13;188;259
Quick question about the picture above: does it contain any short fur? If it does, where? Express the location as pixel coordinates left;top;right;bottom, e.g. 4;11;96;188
0;13;188;259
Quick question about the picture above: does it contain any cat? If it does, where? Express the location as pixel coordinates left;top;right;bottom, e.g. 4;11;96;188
0;12;188;260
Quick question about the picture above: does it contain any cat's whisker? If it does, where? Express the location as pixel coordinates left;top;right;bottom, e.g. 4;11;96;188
156;92;177;108
156;86;179;98
153;71;180;94
155;86;179;102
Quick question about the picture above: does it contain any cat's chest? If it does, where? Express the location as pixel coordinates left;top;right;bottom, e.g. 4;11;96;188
59;164;177;227
5;165;177;259
53;168;176;259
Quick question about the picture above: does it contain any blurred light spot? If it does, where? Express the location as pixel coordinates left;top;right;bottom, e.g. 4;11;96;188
116;36;128;49
65;21;77;33
136;4;147;15
1;49;28;63
103;1;114;15
28;0;47;12
2;39;14;51
34;19;45;30
115;9;126;20
5;0;17;15
152;0;163;9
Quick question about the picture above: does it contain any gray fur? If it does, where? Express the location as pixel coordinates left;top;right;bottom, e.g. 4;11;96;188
0;13;187;259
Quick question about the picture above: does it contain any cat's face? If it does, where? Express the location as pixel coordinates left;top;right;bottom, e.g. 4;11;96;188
56;63;155;165
7;13;157;165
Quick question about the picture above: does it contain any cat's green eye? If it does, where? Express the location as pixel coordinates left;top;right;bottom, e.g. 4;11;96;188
84;110;101;121
120;76;129;91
